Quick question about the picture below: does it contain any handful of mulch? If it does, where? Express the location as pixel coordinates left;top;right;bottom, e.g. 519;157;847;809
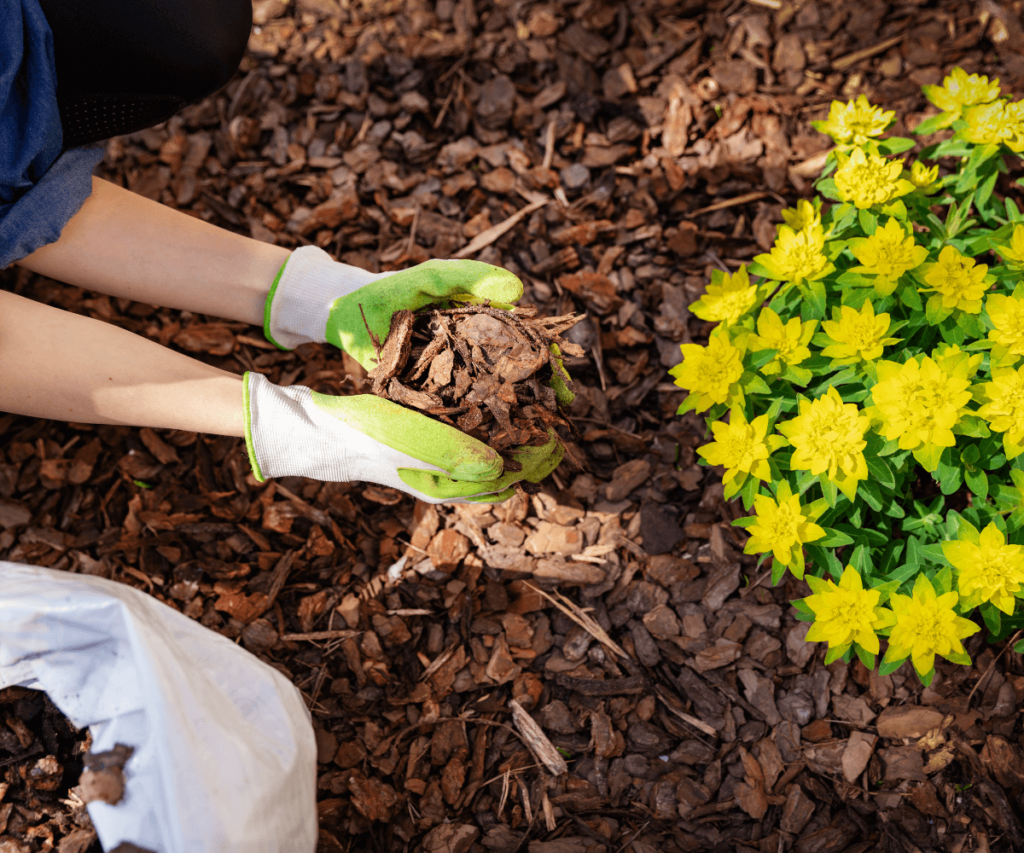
365;303;585;462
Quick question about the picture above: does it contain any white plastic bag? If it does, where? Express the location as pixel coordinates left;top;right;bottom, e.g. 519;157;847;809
0;561;318;853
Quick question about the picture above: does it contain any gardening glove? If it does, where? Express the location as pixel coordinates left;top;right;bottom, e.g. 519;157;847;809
242;371;563;504
263;245;524;364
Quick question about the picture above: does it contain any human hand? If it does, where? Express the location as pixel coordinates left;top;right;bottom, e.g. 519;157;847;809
242;372;563;503
263;246;523;368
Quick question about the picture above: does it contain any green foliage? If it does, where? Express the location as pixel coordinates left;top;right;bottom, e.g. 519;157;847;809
671;71;1024;677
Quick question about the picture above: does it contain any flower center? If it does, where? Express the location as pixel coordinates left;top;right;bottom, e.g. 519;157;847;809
722;427;758;467
935;260;975;296
803;408;856;459
782;243;823;278
994;307;1024;351
833;594;873;632
765;502;799;543
850;163;892;197
904;606;949;651
996;374;1024;416
842;316;880;350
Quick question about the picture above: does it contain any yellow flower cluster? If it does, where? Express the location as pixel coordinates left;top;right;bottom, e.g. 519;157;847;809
813;95;894;146
868;348;979;469
848;218;928;296
674;82;1024;678
803;569;979;677
834;148;914;210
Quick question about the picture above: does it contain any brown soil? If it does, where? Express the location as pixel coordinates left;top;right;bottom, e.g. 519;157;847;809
5;1;1024;852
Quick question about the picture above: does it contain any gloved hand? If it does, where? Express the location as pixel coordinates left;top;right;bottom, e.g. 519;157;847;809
242;372;563;503
263;246;524;364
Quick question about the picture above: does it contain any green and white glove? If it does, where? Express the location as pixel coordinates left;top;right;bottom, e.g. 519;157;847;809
263;245;523;365
242;372;563;504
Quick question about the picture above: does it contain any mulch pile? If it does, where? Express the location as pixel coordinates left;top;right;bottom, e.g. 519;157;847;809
368;304;582;458
0;689;96;853
5;0;1024;851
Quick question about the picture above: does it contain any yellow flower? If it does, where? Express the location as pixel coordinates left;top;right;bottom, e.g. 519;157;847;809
995;224;1024;270
742;480;825;573
976;365;1024;459
986;292;1024;364
698;408;786;490
869;356;974;462
819;300;900;364
931;342;984;380
812;95;895;146
749;307;816;376
804;566;892;656
887;575;980;677
833;148;914;210
754;224;829;287
776;387;870;501
780;199;821;232
1003;100;1024;153
670;331;745;413
960;102;1013;146
943;523;1024;615
923;67;1001;116
690;265;760;327
920;245;989;313
848;218;929;296
910;161;939;188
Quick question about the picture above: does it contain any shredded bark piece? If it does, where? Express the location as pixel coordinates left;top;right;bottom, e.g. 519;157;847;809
368;303;583;460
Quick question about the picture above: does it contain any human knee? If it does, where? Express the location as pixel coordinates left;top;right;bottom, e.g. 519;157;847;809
178;0;252;101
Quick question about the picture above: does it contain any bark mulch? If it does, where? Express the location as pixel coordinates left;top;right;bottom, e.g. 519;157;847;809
5;0;1024;851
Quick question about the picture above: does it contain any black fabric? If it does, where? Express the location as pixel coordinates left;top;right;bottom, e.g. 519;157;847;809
37;0;252;149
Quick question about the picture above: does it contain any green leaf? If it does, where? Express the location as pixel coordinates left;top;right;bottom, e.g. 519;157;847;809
878;654;907;676
897;282;924;311
859;479;883;511
977;168;1001;217
965;467;989;501
866;456;896;491
739;471;760;511
817;177;840;201
913;113;952;136
771;558;787;586
747;260;774;279
879;136;916;155
817;528;855;547
1013;638;1024;654
936;453;964;495
855;645;876;671
740;371;772;395
749;349;780;370
919;543;950;564
820;476;838;508
805;278;828;320
982;603;1002;636
926;294;952;326
858;208;878;235
792;597;814;615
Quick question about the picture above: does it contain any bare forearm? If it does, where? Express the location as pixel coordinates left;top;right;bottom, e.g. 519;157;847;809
17;177;290;325
0;290;244;436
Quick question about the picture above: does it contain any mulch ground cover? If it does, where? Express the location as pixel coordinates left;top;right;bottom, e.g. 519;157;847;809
6;0;1024;851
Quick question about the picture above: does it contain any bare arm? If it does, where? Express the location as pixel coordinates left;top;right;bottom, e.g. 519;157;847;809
0;290;244;436
17;177;291;325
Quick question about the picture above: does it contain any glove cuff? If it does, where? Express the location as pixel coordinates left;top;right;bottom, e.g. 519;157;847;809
243;371;350;482
263;246;382;351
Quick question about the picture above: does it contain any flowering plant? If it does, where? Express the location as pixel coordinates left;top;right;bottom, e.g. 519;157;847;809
672;69;1024;685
